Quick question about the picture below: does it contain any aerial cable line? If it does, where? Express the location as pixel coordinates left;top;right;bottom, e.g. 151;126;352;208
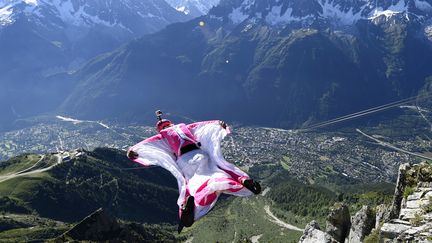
301;93;432;131
303;97;416;130
303;97;419;131
306;96;418;128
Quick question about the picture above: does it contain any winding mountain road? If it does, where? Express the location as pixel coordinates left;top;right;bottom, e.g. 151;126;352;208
264;205;303;232
0;154;62;183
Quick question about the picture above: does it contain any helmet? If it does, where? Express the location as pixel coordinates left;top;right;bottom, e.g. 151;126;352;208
156;119;172;131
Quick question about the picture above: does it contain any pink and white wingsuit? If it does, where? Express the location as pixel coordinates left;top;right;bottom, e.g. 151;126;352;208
128;120;253;222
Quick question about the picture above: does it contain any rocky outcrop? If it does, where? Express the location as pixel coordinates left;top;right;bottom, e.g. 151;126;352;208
388;163;411;220
55;208;178;242
299;162;432;243
299;220;338;243
375;204;389;229
56;208;122;241
348;205;375;243
379;162;432;242
326;203;351;242
299;203;350;243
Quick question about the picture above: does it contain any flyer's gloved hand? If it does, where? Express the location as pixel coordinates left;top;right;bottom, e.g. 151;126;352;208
127;150;139;160
219;120;227;129
242;179;261;195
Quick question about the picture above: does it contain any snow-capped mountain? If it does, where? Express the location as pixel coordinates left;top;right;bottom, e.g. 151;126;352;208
57;0;432;128
213;0;432;26
0;0;189;33
0;0;192;72
165;0;220;16
0;0;191;129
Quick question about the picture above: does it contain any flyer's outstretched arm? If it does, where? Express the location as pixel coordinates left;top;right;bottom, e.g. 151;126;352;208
127;135;187;207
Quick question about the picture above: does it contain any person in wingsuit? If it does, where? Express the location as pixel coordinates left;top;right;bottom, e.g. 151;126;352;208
127;111;261;232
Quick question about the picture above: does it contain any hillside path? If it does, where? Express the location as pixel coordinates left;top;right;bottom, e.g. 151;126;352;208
264;205;303;232
0;154;62;183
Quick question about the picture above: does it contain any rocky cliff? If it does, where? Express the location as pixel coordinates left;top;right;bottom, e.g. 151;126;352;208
299;162;432;243
379;162;432;242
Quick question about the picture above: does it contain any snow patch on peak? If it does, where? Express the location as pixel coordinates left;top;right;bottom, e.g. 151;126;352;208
229;5;248;24
0;4;13;25
265;5;309;25
320;0;364;25
415;0;432;11
176;6;189;15
387;0;408;12
24;0;37;5
369;0;408;20
369;9;400;19
425;25;432;41
227;0;256;24
43;0;115;27
166;0;220;16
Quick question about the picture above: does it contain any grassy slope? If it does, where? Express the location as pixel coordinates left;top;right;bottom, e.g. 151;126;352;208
0;148;180;223
0;154;42;176
184;195;303;243
0;148;396;242
0;226;69;243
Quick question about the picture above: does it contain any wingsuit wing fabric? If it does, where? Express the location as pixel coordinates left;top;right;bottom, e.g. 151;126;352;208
129;121;253;221
189;122;251;186
128;135;188;207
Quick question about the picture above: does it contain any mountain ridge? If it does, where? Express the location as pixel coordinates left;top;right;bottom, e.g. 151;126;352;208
213;0;432;27
0;0;192;130
165;0;220;16
59;0;432;127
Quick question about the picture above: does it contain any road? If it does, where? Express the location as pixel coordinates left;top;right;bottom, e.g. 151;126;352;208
0;154;62;183
356;129;432;160
264;205;303;232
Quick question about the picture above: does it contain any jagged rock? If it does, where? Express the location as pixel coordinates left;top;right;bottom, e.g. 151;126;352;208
407;191;424;201
299;163;432;242
380;222;411;239
401;196;407;209
348;205;375;243
389;163;411;220
389;219;411;225
57;208;121;241
425;212;432;221
56;208;178;242
379;162;432;242
418;163;432;182
299;220;338;243
406;199;421;209
375;204;389;229
326;203;351;242
394;223;432;242
400;208;423;221
420;182;432;188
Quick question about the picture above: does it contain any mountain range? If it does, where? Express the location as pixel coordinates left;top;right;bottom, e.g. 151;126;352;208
0;0;193;130
57;0;432;127
1;0;432;129
0;0;191;74
165;0;220;16
217;0;432;26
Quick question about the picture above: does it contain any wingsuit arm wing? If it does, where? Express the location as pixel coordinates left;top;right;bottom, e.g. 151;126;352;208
187;121;250;183
127;135;187;207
